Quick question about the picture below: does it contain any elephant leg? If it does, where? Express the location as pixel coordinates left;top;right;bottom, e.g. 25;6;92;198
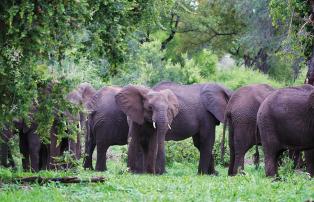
228;127;235;176
83;139;96;170
233;150;246;175
76;133;81;159
0;142;9;167
127;125;144;173
95;143;109;171
49;124;61;170
208;153;216;175
198;141;211;174
39;145;48;170
264;148;280;177
145;132;159;174
192;134;202;172
232;127;251;175
197;124;215;175
19;133;30;171
305;149;314;177
28;132;41;172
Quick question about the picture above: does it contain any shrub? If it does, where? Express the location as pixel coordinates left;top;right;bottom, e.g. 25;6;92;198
110;40;216;86
213;66;283;90
165;139;199;165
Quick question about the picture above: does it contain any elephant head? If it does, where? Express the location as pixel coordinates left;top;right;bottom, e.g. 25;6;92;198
67;82;96;109
115;85;179;173
115;85;179;130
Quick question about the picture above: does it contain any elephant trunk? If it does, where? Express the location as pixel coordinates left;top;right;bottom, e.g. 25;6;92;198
147;123;167;174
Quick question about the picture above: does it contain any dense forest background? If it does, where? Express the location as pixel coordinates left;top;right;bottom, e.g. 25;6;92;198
1;1;314;200
0;0;313;145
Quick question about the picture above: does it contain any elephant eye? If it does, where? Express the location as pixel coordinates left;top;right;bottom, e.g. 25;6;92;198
148;105;153;111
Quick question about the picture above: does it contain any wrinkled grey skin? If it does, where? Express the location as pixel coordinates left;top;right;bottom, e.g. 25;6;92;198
116;81;232;174
257;84;314;177
221;84;274;176
83;86;131;171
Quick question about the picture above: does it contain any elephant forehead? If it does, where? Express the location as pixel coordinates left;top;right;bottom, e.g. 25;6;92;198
147;92;167;101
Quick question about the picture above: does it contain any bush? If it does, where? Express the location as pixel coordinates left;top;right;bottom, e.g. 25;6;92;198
110;40;216;86
165;139;199;165
213;66;283;90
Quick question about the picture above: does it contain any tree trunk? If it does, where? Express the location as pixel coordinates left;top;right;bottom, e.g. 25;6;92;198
306;45;314;85
305;0;314;84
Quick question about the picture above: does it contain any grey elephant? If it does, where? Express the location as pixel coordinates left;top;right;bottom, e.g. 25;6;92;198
65;82;97;160
115;81;232;174
0;126;16;168
17;120;49;172
221;84;275;176
257;84;314;177
83;86;131;171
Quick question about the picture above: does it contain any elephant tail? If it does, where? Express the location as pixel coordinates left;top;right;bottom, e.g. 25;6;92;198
254;124;260;169
220;112;229;165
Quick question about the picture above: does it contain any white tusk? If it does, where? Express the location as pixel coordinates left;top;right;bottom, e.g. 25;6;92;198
168;124;171;130
153;122;156;129
78;121;81;131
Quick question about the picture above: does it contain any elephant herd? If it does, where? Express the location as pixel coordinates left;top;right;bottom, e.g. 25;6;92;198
1;81;314;178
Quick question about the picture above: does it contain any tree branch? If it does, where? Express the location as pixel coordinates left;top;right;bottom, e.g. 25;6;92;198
161;13;180;50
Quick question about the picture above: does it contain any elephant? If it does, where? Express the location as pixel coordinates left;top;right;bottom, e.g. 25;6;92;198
257;84;314;177
16;120;49;172
221;84;275;176
115;81;232;174
83;86;131;171
0;127;16;168
65;82;97;161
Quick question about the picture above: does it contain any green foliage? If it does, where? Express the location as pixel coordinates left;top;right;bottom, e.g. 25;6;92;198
268;56;295;83
165;140;199;165
278;152;297;178
213;66;283;90
0;0;168;141
269;0;313;60
110;40;211;86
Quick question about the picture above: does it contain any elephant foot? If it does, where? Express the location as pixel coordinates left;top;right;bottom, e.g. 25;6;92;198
210;170;219;176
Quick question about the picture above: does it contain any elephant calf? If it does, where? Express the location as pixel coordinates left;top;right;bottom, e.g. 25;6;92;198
221;84;274;176
257;84;314;177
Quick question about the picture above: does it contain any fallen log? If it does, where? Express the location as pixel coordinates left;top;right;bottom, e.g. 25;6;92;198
14;176;105;184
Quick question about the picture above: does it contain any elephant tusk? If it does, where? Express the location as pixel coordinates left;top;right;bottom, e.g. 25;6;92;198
153;122;156;129
78;122;81;131
168;124;171;130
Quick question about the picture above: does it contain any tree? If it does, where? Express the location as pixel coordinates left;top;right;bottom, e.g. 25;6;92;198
0;0;171;139
269;0;314;83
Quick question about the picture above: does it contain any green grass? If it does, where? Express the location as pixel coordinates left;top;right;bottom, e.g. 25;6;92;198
0;159;313;202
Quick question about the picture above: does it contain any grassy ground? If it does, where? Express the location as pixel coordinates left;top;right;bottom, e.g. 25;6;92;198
0;158;313;202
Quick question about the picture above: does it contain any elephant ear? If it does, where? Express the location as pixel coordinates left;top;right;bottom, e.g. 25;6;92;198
163;89;179;121
200;84;232;123
115;85;150;125
67;89;82;105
